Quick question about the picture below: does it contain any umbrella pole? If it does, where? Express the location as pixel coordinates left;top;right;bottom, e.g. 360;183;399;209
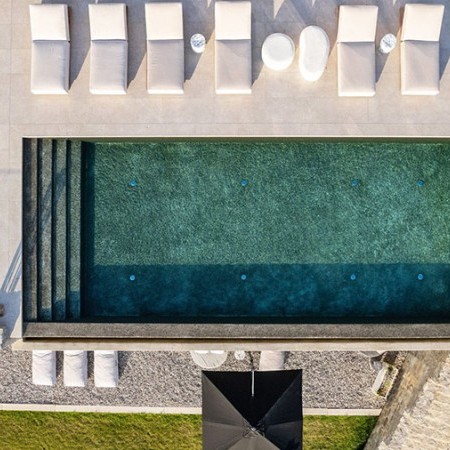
251;369;255;398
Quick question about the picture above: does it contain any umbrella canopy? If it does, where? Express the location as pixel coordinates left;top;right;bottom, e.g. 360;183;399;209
202;370;302;450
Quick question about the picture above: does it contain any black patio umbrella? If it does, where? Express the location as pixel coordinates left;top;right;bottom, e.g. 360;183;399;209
202;369;302;450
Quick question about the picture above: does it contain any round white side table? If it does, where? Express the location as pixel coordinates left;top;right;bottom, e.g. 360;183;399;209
190;33;206;54
379;33;397;54
262;33;295;71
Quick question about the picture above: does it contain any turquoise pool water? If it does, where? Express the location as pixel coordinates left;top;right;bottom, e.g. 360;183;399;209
81;141;450;323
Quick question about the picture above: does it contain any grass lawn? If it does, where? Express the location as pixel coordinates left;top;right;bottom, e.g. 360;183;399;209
0;411;377;450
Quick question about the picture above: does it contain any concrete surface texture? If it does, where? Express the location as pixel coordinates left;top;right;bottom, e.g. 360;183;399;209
3;0;450;341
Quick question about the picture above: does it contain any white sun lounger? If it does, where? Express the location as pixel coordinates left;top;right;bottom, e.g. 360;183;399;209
29;4;70;94
32;350;56;386
145;2;184;94
337;5;378;97
190;350;228;369
215;1;252;94
94;350;119;388
259;351;286;371
89;4;128;95
63;350;88;387
401;4;445;96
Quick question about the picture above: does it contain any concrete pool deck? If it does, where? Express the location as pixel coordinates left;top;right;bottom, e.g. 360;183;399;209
3;0;450;347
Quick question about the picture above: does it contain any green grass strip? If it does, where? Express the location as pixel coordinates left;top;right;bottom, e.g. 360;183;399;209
303;416;378;450
0;411;376;450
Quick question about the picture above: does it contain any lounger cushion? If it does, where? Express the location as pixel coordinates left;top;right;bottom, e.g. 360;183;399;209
337;42;375;97
63;350;87;387
30;4;69;41
337;5;378;43
215;40;252;94
94;351;119;388
401;4;444;42
90;40;128;94
215;1;251;40
147;40;184;94
145;3;183;40
401;41;439;95
32;350;56;386
89;4;127;41
31;41;69;94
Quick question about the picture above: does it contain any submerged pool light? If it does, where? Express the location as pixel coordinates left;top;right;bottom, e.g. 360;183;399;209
350;274;357;281
129;274;136;281
129;179;137;187
417;273;424;281
417;180;424;187
240;274;247;281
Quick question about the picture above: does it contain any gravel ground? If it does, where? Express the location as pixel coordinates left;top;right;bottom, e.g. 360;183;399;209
0;344;392;409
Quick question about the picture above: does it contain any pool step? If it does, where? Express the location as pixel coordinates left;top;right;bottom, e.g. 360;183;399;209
23;138;84;323
38;139;53;321
66;140;82;320
53;139;67;320
22;139;38;322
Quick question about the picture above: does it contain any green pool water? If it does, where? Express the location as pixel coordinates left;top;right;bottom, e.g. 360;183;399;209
81;141;450;322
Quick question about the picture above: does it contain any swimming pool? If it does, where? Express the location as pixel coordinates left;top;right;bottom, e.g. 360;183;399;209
22;139;450;338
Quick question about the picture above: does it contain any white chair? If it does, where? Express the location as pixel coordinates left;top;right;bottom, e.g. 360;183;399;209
32;350;56;386
401;4;445;95
89;4;128;95
337;5;378;97
29;4;70;94
215;1;252;94
64;350;88;387
94;350;119;388
145;2;184;94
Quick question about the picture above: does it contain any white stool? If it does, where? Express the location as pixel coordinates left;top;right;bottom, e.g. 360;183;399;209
299;26;330;81
379;33;397;54
262;33;295;71
190;33;206;54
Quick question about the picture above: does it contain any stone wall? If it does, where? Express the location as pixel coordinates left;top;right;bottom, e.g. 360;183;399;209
365;351;450;450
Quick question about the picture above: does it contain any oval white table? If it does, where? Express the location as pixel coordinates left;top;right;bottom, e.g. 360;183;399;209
262;33;295;71
299;26;330;82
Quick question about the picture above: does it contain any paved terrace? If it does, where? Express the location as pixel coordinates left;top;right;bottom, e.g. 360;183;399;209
2;0;450;339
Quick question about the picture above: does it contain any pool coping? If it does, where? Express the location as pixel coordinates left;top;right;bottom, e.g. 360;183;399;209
12;338;450;351
21;322;450;339
14;322;450;351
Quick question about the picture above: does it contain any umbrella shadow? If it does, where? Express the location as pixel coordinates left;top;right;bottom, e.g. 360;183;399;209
0;243;22;341
184;0;214;81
